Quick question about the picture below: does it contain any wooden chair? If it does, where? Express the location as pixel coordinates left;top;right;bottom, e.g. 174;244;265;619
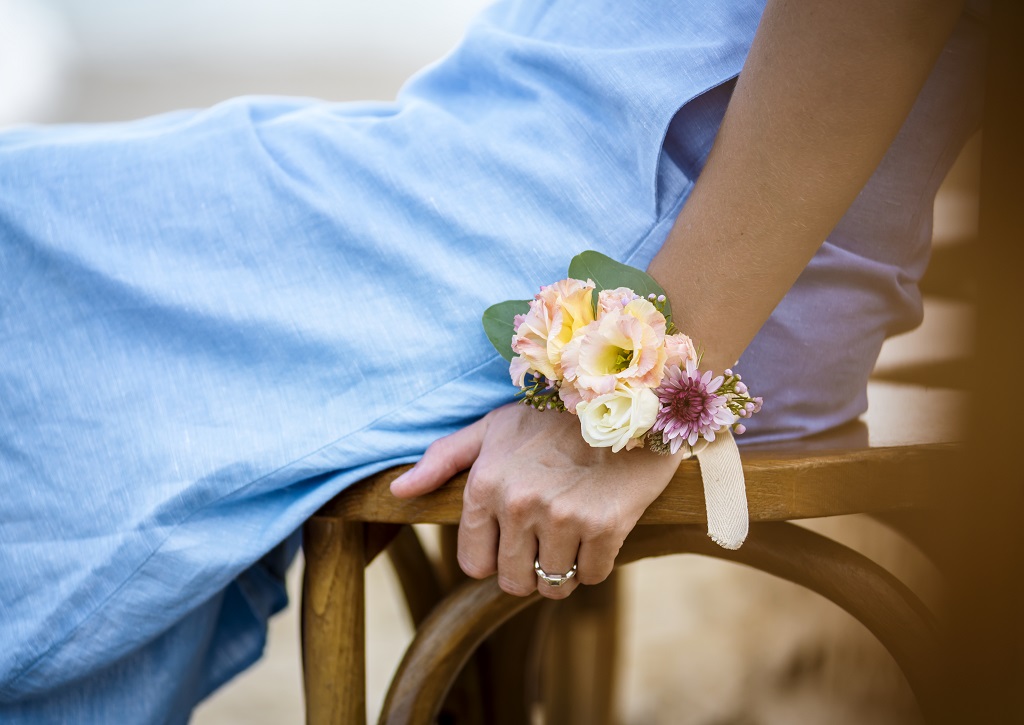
301;384;964;724
301;7;1022;716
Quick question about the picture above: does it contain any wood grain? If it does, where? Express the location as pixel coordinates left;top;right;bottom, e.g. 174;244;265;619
318;443;958;526
302;518;366;725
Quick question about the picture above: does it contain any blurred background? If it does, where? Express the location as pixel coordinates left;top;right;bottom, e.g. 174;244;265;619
0;0;490;126
1;1;979;723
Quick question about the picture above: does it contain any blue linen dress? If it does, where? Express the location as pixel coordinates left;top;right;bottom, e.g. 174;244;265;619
0;0;984;721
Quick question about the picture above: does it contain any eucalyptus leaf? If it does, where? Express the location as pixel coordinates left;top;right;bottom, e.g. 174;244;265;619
482;299;530;361
567;250;672;318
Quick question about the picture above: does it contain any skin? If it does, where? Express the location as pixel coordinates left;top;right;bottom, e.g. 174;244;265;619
391;0;967;599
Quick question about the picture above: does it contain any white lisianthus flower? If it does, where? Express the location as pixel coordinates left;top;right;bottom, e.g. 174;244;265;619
576;385;660;453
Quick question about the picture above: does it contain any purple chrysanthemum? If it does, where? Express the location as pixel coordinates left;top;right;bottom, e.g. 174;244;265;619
652;360;737;454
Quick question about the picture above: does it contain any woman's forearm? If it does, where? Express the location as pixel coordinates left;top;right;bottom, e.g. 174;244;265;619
649;0;965;374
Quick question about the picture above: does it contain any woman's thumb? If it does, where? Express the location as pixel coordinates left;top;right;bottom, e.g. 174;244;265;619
390;417;488;498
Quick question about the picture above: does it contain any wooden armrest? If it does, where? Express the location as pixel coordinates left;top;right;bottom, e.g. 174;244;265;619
315;385;966;526
316;440;959;525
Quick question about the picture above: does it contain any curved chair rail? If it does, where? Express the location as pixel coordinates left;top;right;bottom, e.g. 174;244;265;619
379;522;943;724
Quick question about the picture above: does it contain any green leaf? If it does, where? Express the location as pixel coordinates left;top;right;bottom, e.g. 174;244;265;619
567;250;672;318
482;299;531;362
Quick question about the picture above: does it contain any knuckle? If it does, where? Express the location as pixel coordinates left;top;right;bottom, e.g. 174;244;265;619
581;511;621;540
498;576;533;597
424;441;456;477
466;467;499;498
458;553;494;580
425;437;450;461
464;478;496;511
577;567;612;586
459;492;488;520
502;490;537;521
546;500;577;529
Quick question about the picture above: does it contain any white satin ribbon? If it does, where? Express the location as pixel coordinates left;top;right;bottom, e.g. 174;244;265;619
693;428;749;550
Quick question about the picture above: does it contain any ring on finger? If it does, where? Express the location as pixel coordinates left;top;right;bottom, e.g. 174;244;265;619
533;558;578;587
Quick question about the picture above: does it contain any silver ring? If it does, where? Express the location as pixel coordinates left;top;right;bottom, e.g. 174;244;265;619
534;558;578;587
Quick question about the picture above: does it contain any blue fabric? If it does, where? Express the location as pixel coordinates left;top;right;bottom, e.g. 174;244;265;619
0;0;983;721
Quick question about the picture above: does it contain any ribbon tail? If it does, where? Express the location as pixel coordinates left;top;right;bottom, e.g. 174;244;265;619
695;428;749;550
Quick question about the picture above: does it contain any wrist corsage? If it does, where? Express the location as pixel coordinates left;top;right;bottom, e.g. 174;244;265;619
482;251;762;458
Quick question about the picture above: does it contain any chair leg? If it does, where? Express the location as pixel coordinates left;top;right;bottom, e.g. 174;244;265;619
303;516;366;725
387;526;445;627
539;572;619;725
388;525;488;724
441;523;536;724
477;604;545;724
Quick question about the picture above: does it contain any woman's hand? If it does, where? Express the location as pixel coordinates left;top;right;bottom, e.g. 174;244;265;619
390;403;681;599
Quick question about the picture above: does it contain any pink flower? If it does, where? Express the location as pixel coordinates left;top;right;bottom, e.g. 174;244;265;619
509;278;595;385
597;287;639;316
652;360;737;453
557;382;584;414
561;298;667;400
509;355;533;387
664;332;698;368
